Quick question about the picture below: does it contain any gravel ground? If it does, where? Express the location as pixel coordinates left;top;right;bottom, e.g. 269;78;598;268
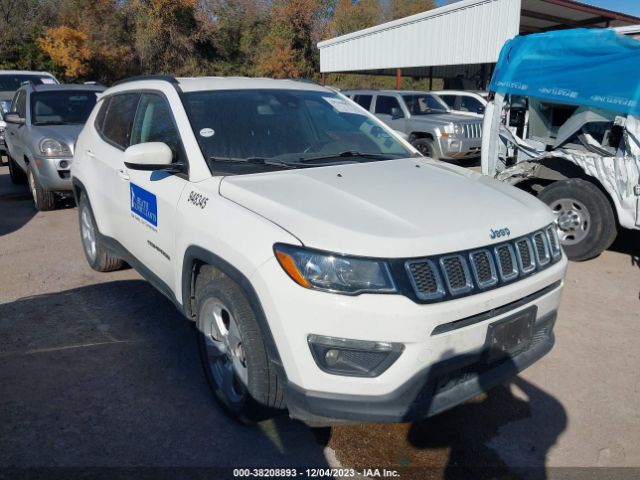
0;160;638;479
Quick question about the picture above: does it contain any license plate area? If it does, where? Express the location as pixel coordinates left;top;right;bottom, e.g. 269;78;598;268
485;306;537;363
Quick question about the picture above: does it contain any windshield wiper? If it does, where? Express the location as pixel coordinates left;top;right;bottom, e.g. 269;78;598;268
209;156;303;169
299;151;394;163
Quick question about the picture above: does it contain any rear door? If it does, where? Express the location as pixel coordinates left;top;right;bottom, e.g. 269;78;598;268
86;92;140;239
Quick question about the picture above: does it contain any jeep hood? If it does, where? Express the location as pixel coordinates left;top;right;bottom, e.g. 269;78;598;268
219;158;554;258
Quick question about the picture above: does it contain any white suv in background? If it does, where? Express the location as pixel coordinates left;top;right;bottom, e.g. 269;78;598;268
71;76;567;424
436;90;489;117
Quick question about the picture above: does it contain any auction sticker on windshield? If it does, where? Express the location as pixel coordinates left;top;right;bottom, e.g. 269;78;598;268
323;97;362;115
130;183;158;227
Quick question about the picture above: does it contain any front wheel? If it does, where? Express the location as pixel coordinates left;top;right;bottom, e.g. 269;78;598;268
28;166;56;211
411;137;439;161
538;179;617;261
8;155;27;184
196;267;283;422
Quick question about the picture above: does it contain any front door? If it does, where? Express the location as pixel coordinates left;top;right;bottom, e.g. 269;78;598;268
373;95;407;132
122;92;188;291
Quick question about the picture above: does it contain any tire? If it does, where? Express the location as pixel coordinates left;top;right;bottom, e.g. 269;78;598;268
27;166;56;211
8;155;27;184
538;179;617;261
78;193;124;272
195;266;284;422
411;137;439;161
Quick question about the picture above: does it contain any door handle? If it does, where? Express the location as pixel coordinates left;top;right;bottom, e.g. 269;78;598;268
85;149;95;158
117;169;130;181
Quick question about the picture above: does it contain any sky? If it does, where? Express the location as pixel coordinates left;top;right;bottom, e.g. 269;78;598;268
437;0;640;17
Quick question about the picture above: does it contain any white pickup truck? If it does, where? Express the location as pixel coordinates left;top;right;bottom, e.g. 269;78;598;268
71;76;566;424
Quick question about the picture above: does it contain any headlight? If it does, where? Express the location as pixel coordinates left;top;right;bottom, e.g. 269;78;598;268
39;138;71;157
453;124;464;135
274;244;396;294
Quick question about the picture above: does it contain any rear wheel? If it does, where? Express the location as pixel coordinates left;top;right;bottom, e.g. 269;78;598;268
78;193;124;272
538;179;617;261
196;267;283;422
411;137;439;161
28;166;56;211
8;155;27;184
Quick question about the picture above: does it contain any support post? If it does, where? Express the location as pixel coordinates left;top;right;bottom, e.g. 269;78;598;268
396;68;402;90
429;67;433;90
320;72;326;86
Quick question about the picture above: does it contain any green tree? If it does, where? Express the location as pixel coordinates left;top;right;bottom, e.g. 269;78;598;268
388;0;437;20
328;0;381;37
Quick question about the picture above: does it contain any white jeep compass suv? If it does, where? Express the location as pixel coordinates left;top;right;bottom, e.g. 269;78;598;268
71;76;567;424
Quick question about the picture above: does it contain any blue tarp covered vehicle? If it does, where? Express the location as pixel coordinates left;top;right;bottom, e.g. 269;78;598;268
482;28;640;261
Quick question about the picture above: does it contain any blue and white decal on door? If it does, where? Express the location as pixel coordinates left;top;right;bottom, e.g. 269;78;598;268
130;183;158;227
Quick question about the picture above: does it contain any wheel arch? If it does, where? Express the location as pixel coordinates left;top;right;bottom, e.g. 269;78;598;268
181;246;286;375
408;131;434;142
516;158;621;226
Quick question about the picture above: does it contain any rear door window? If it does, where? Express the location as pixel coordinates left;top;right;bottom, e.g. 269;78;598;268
100;93;140;149
352;94;373;110
375;96;402;115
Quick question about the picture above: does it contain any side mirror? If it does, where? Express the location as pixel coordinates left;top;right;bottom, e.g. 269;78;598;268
124;142;184;172
4;112;25;125
390;107;404;119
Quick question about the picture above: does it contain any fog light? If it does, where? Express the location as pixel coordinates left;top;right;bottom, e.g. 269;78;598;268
59;160;70;169
308;334;403;377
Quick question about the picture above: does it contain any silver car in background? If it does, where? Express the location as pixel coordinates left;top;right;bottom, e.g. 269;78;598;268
4;83;104;210
343;89;483;161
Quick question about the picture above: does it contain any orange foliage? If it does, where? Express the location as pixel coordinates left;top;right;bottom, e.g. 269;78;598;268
37;26;91;79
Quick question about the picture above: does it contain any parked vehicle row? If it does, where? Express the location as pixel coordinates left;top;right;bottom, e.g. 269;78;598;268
343;89;483;161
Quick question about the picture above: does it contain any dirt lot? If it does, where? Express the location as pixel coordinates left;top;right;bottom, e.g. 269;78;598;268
0;162;639;479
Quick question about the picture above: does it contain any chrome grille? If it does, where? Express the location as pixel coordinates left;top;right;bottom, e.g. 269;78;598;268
495;244;518;282
533;232;551;266
440;255;472;295
469;250;497;289
463;123;482;139
404;225;561;302
406;260;445;301
516;238;536;274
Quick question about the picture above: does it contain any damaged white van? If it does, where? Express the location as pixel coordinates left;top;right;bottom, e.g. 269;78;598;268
482;28;640;261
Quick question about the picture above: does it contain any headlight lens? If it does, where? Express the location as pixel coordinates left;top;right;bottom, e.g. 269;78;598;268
274;244;396;294
453;124;464;135
39;138;71;157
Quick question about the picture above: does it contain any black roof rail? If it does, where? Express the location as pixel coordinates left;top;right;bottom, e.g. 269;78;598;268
112;75;179;87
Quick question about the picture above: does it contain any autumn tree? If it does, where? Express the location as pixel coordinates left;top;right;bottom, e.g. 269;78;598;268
388;0;437;20
37;26;92;79
257;0;333;79
328;0;381;37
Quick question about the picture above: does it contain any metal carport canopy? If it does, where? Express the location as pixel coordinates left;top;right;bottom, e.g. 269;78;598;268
317;0;640;75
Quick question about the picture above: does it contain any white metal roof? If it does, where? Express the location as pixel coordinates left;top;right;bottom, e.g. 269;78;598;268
318;0;640;74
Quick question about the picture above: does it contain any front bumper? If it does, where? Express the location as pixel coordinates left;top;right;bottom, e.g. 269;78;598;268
437;136;482;159
285;310;555;423
32;156;72;191
251;255;566;422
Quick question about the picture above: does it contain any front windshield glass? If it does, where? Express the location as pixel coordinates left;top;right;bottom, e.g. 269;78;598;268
403;94;449;115
0;74;56;92
30;91;98;125
183;89;412;169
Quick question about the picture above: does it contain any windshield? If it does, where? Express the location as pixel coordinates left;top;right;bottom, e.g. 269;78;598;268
30;91;98;125
182;89;412;171
0;74;57;93
403;94;449;115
